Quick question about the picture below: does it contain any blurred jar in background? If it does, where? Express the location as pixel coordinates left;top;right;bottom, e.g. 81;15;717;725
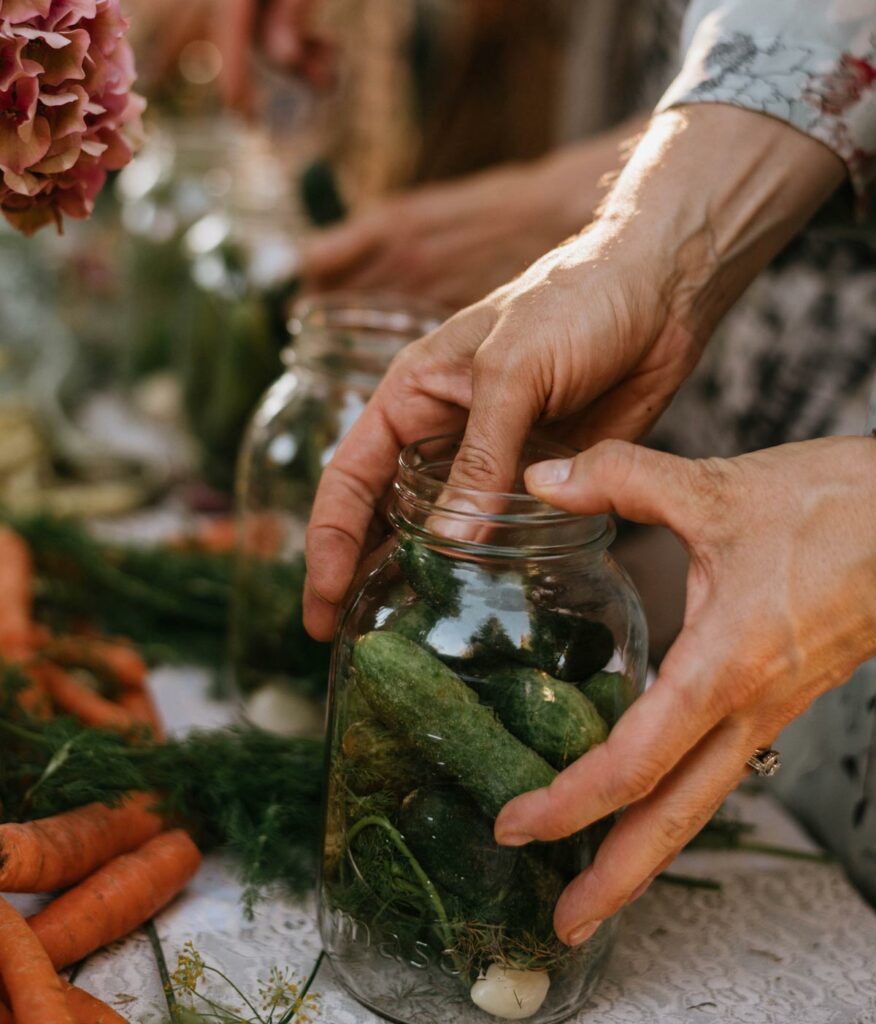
232;293;443;732
178;137;307;494
116;0;334;498
115;118;244;385
116;118;327;497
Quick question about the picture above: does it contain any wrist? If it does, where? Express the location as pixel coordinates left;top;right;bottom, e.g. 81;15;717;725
850;437;876;651
592;105;846;343
536;115;649;234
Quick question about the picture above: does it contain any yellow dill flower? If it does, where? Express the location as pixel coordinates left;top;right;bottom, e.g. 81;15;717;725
259;965;301;1011
172;941;207;992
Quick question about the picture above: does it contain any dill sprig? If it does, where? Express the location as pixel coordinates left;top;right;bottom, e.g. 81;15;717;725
7;513;232;668
169;941;323;1024
5;513;331;693
689;811;833;863
0;704;325;911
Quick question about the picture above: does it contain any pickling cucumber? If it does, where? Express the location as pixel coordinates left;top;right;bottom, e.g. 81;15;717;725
580;670;636;727
397;539;462;614
527;607;615;682
399;787;565;935
399;787;519;917
352;632;557;818
383;600;441;646
480;665;608;769
341;719;425;796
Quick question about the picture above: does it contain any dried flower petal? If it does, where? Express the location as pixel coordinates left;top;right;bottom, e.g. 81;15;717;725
0;0;144;233
1;0;53;25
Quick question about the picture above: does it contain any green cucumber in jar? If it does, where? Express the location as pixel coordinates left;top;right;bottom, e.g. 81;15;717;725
477;665;608;769
527;606;615;682
398;787;565;938
398;539;462;614
460;602;616;684
352;632;557;819
399;787;519;919
341;719;425;797
581;670;637;727
383;600;441;646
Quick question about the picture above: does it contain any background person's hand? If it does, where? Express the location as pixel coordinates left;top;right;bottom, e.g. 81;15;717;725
494;435;876;945
301;119;645;309
218;0;332;112
303;105;844;641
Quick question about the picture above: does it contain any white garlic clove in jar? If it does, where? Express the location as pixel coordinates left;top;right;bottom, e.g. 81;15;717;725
470;964;551;1020
244;682;324;737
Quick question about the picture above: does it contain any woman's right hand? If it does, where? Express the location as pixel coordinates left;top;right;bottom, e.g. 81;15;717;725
302;217;691;639
303;104;845;641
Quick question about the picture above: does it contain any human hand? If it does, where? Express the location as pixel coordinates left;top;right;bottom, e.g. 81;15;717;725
493;435;876;945
301;120;644;309
218;0;333;111
303;105;844;640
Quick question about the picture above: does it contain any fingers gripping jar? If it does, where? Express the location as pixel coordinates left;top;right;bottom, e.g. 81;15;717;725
232;295;443;721
319;436;648;1023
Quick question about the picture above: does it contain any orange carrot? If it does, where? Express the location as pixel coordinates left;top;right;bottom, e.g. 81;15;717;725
0;527;33;655
0;895;75;1024
0;529;51;717
10;667;52;720
191;516;237;553
0;998;12;1024
118;690;164;741
36;665;140;732
43;639;147;691
61;980;129;1024
30;830;202;970
0;794;164;893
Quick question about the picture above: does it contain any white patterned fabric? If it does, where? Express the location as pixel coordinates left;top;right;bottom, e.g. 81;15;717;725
657;0;876;196
62;668;876;1023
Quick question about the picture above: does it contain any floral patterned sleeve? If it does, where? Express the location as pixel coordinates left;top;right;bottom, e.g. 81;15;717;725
655;0;876;199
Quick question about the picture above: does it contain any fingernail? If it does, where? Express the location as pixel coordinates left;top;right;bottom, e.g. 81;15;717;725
427;498;483;543
568;921;601;946
494;830;534;847
527;458;573;488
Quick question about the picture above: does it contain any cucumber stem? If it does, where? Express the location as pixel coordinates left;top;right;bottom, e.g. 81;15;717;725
345;814;462;974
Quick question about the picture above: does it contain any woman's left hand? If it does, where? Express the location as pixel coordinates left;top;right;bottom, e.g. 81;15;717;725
494;435;876;946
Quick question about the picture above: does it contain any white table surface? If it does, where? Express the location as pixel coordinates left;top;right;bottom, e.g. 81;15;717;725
35;666;876;1024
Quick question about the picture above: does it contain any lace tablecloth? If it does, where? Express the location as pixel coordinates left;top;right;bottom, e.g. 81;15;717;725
54;668;876;1024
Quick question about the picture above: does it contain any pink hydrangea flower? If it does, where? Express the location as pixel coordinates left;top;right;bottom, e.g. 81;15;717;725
0;0;144;234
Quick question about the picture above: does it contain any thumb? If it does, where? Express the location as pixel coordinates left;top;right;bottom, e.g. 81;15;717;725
524;439;712;537
300;217;381;282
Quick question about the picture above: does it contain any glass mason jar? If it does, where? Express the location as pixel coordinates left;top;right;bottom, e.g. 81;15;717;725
320;436;649;1024
232;294;444;722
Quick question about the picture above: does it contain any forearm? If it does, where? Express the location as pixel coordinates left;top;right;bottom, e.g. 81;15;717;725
530;113;650;236
592;104;846;345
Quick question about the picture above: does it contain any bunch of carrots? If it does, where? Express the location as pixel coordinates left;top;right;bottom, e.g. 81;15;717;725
0;527;203;1023
0;527;164;738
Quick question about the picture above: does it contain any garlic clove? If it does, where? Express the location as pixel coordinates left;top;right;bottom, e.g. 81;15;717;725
244;682;325;737
470;964;551;1020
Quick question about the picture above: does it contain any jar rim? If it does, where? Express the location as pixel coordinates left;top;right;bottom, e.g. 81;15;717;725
394;434;612;552
284;290;446;361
